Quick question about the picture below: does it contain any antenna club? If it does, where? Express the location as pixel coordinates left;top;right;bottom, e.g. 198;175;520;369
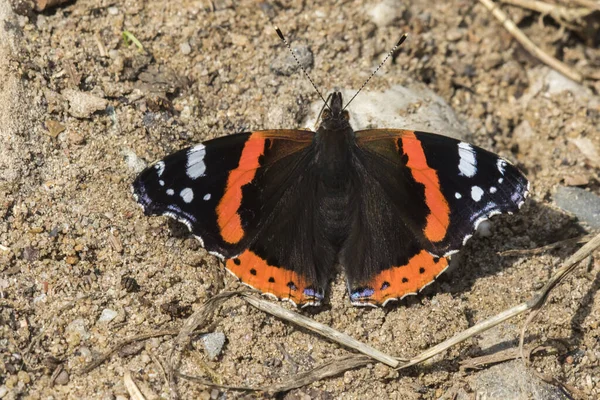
275;27;285;41
342;32;409;111
396;33;408;47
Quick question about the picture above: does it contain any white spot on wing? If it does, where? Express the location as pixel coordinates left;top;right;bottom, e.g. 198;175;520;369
166;189;174;196
159;180;165;186
471;186;484;202
180;188;194;203
490;186;497;193
457;142;477;178
455;192;462;199
187;144;207;179
497;159;507;175
203;193;211;201
155;161;165;177
498;177;504;184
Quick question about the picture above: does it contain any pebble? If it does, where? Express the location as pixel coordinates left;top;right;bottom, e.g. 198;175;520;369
554;186;600;229
98;308;118;323
512;120;535;154
65;318;89;345
65;255;79;265
45;119;65;138
180;41;192;55
62;89;108;119
122;149;147;174
0;386;7;398
472;361;569;399
445;28;464;42
368;1;403;27
17;371;30;384
201;332;226;360
68;131;85;145
270;45;313;76
4;376;17;389
54;370;69;385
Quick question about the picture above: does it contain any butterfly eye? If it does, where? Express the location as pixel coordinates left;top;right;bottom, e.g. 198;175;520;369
342;110;350;121
322;109;331;120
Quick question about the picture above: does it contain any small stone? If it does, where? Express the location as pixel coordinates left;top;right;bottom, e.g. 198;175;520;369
107;6;119;15
554;186;600;229
4;376;17;389
513;120;535;154
569;137;600;167
270;45;313;76
122;149;147;174
483;53;503;71
0;385;8;398
54;370;69;385
201;332;226;360
368;1;404;27
45;120;65;138
17;371;30;384
563;175;589;187
65;318;89;345
78;346;92;359
230;33;249;47
68;131;85;145
62;89;108;119
22;246;39;261
98;308;118;323
65;255;79;265
445;28;464;42
476;220;492;237
180;41;192;55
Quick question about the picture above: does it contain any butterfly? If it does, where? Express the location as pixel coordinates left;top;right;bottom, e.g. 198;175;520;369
132;31;529;307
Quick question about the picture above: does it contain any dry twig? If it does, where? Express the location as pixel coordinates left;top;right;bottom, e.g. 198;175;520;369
80;329;179;374
398;232;600;369
499;233;594;256
478;0;584;82
242;294;400;367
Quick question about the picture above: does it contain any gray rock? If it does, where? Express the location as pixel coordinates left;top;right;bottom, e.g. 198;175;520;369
201;332;226;360
368;0;405;28
98;308;118;323
304;84;469;140
470;361;569;399
62;89;108;118
554;186;600;229
270;45;313;76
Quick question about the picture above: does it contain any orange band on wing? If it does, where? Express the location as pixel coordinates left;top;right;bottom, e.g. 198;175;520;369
225;250;313;305
401;132;450;242
217;133;266;244
366;250;449;305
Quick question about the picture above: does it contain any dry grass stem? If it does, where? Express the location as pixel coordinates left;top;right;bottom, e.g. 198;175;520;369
399;232;600;369
479;0;584;82
124;371;147;400
498;233;593;256
242;294;400;367
80;329;180;374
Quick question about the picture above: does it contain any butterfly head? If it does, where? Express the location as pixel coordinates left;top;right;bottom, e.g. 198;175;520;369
319;92;350;131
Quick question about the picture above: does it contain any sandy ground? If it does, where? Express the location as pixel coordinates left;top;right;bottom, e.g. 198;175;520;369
1;0;600;399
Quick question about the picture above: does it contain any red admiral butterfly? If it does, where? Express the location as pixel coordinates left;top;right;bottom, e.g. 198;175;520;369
133;31;529;307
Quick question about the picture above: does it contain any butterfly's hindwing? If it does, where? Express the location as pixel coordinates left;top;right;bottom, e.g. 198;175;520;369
345;129;529;305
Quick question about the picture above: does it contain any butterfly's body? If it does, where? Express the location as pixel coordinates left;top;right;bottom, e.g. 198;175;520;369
133;92;529;307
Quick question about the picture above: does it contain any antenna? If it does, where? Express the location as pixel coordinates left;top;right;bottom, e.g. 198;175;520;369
275;27;331;111
343;33;408;111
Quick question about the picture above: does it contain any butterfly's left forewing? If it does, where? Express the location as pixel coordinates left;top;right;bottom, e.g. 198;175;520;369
133;130;330;305
344;129;529;306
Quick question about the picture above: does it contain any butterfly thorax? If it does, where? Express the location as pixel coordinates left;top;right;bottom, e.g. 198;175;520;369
312;92;355;187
